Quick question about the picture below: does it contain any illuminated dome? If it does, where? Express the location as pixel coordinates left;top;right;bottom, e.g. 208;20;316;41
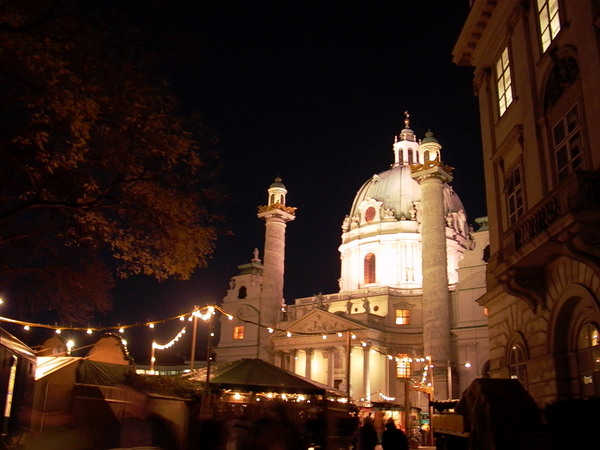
348;165;466;222
338;114;471;292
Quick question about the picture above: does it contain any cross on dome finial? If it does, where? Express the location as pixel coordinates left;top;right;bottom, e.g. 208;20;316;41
404;110;410;129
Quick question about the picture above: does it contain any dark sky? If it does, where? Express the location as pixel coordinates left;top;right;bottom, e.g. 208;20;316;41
113;1;485;325
19;1;485;360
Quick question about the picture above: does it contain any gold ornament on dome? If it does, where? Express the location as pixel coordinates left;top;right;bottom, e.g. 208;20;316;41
257;203;297;215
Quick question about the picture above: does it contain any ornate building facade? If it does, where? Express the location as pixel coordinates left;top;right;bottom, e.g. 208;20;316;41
217;117;489;407
453;0;600;406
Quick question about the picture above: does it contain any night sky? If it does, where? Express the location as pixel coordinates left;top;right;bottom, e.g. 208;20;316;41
116;1;486;343
8;2;487;360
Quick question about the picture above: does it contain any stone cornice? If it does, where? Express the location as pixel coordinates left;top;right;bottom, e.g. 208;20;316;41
410;164;454;184
257;204;296;222
452;0;498;67
258;203;297;215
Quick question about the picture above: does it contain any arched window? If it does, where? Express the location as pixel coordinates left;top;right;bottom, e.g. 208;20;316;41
508;342;528;387
576;322;600;398
237;286;247;299
364;253;376;284
408;149;414;164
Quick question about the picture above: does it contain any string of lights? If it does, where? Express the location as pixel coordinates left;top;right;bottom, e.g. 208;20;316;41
0;303;424;360
0;303;435;389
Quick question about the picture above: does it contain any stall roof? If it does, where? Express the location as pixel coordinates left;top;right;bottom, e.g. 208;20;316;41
35;356;81;380
0;326;36;360
190;358;346;396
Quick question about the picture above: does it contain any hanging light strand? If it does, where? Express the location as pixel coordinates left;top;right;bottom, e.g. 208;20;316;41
152;326;187;350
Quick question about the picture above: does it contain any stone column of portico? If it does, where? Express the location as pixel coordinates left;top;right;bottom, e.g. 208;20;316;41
362;344;371;401
411;131;452;399
305;348;314;379
257;177;296;362
326;347;336;387
290;349;297;374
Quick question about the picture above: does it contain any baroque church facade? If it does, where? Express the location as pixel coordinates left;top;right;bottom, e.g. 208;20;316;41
216;116;489;408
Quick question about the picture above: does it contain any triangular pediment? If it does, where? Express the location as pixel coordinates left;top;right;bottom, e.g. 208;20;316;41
278;308;365;335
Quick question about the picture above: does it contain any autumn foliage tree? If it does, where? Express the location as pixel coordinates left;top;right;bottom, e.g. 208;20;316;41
0;1;222;322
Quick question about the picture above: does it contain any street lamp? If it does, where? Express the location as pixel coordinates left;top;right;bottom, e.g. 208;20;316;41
189;305;216;372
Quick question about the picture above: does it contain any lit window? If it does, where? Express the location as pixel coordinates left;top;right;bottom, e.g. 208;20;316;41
508;343;528;387
537;0;560;52
364;253;376;284
233;326;245;340
553;104;583;182
395;309;410;325
505;165;524;225
396;354;411;379
576;323;600;398
364;207;376;222
496;47;513;116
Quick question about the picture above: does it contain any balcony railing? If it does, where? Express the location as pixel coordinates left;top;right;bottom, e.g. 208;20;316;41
504;171;600;263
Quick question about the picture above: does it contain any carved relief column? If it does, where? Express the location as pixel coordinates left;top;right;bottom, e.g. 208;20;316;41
257;178;296;362
305;348;314;380
411;133;453;399
363;344;371;401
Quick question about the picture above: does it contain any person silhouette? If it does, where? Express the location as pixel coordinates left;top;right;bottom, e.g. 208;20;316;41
381;419;409;450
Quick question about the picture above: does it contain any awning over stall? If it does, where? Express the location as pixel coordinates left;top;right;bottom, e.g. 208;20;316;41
190;358;345;396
